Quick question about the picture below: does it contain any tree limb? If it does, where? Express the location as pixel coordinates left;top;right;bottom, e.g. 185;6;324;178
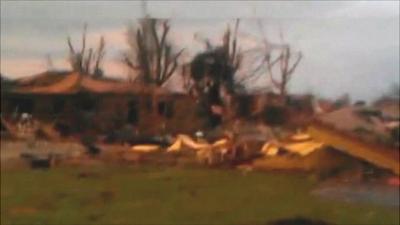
266;54;283;89
67;37;75;54
94;36;105;73
157;20;170;83
287;52;302;75
81;23;87;59
124;55;141;70
84;48;93;74
231;19;240;64
164;48;184;83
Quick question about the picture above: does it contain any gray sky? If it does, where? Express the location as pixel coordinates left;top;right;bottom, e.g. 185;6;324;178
1;1;399;101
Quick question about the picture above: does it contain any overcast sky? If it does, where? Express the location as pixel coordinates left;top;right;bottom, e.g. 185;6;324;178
1;1;399;101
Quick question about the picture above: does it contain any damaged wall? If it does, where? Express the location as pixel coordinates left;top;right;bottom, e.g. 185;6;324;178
1;92;205;136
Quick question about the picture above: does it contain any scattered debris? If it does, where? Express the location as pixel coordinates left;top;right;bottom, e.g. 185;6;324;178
166;134;210;152
260;142;280;156
85;144;102;156
131;144;160;153
283;141;324;156
81;136;102;156
260;132;324;157
20;153;58;169
164;134;232;165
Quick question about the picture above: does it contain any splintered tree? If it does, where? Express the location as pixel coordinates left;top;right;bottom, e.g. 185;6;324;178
222;19;243;90
188;19;242;126
67;24;106;77
124;19;184;86
190;19;242;96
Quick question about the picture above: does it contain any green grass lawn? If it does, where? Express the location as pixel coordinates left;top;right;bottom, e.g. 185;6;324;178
1;165;399;225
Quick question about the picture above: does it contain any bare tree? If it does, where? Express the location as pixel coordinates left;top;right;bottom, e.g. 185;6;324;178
67;24;87;73
255;21;302;101
185;19;245;127
93;36;106;77
234;20;302;101
223;19;242;75
266;46;302;100
124;18;184;86
67;24;106;77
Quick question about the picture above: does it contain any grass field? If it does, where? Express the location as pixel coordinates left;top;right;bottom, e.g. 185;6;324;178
1;165;399;225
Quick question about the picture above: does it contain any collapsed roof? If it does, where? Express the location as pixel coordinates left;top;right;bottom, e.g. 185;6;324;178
317;106;388;135
10;71;168;95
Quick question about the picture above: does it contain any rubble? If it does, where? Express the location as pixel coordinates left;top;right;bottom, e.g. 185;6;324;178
165;134;231;165
131;144;160;153
166;134;211;152
260;132;324;157
283;141;324;156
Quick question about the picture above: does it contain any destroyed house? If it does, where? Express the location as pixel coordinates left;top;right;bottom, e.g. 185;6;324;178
1;71;204;136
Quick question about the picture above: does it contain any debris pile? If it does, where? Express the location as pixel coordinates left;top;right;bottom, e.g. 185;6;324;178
261;132;324;157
